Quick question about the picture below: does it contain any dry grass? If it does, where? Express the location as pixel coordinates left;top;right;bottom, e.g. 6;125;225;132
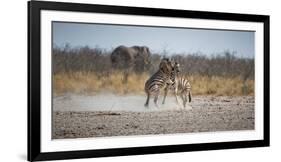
53;71;254;96
187;75;254;96
53;71;148;95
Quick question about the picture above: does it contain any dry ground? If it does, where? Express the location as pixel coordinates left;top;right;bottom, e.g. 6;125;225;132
52;95;254;139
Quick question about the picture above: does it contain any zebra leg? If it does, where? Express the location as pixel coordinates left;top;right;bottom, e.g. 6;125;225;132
180;93;184;102
180;93;186;108
181;91;187;108
174;88;180;105
162;86;168;104
154;90;160;107
183;95;187;108
144;93;150;107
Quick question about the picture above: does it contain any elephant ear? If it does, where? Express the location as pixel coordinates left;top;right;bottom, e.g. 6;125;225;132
132;46;141;52
143;46;150;55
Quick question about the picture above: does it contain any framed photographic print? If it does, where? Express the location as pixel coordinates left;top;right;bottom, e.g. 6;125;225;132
28;0;270;161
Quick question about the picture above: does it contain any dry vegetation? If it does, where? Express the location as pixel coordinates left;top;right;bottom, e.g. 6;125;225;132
54;72;254;96
53;45;254;96
54;71;148;95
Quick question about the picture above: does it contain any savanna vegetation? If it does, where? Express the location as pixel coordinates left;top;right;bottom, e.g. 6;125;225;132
53;45;254;96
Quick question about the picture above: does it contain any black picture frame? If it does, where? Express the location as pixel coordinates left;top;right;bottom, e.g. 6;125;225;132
28;0;270;161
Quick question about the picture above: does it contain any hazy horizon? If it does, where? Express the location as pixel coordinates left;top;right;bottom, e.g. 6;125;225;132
53;22;255;58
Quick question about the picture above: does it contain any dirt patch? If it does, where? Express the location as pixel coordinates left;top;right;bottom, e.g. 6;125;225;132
52;95;254;139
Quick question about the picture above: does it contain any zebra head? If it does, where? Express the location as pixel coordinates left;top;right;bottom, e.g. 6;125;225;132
159;58;173;75
173;62;180;73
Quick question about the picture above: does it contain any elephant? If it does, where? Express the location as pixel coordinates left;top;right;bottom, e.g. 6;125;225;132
111;45;152;83
111;45;151;72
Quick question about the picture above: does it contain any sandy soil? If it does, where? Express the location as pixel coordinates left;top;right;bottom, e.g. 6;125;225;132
52;95;254;139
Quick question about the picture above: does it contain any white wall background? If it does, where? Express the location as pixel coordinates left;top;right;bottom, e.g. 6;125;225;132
0;0;278;161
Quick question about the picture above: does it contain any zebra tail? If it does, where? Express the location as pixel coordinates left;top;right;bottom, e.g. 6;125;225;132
188;91;192;102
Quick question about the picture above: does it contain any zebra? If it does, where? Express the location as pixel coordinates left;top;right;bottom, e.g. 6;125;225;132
144;58;174;107
162;62;192;108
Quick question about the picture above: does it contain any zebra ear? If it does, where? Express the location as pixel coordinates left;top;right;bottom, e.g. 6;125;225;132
159;60;165;70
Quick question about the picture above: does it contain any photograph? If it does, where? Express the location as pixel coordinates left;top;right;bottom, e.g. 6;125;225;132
28;1;269;160
52;22;255;139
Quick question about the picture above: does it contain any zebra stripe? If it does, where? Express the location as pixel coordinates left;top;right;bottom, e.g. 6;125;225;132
144;59;173;107
162;62;192;107
178;77;192;93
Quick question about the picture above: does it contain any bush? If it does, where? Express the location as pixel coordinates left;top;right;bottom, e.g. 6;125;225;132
52;45;254;96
